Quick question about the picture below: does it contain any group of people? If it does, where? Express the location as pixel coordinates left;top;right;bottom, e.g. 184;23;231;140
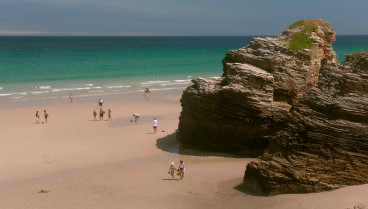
35;93;179;180
93;108;111;121
168;160;185;180
35;110;49;124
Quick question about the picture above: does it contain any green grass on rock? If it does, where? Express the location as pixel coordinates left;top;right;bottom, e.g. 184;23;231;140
353;49;368;54
286;19;328;51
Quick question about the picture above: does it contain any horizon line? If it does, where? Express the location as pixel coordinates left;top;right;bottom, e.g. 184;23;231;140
1;34;368;37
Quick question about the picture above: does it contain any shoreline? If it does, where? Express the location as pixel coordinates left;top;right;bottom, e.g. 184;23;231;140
0;87;186;109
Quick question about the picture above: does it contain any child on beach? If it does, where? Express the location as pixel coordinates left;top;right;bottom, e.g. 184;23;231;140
93;110;97;120
44;110;48;123
108;109;112;121
99;98;103;106
168;162;176;180
70;94;74;103
178;160;185;180
35;111;40;123
145;88;150;94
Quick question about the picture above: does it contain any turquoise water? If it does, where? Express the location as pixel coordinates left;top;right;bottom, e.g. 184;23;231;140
0;36;368;102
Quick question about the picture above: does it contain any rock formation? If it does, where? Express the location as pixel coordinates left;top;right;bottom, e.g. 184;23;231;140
178;19;337;156
178;19;368;195
243;51;368;195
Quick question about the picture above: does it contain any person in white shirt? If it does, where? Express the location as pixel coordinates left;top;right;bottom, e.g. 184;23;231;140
153;118;157;134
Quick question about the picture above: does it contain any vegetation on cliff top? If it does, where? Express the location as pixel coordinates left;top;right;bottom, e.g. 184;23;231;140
286;19;330;51
353;49;368;54
287;19;330;30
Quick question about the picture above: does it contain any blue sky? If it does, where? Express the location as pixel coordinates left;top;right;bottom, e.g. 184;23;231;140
0;0;367;36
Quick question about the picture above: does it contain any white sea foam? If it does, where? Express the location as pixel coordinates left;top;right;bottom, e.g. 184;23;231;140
31;91;49;94
210;77;221;79
160;82;191;86
0;93;11;96
105;85;131;89
140;80;171;85
84;84;94;86
0;92;27;97
174;79;191;83
93;87;102;89
39;86;51;89
51;87;90;92
0;92;27;96
149;87;186;91
0;87;3;90
88;90;104;93
187;76;192;78
11;96;23;99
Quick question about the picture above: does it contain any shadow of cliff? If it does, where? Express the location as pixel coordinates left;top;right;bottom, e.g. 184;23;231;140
233;183;264;196
155;133;244;158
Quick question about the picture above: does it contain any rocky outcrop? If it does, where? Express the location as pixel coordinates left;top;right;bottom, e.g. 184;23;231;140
178;19;337;156
243;51;368;195
178;19;368;195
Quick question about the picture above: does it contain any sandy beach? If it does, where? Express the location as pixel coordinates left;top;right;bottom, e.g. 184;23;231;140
0;89;367;209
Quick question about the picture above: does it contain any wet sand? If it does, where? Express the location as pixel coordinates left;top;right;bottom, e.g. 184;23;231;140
0;89;367;209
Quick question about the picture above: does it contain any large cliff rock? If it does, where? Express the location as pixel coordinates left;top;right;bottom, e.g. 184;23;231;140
178;19;368;195
178;19;337;156
243;51;368;195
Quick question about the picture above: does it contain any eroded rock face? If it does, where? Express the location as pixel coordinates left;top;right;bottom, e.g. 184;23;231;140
178;19;337;156
243;52;368;195
179;19;368;195
222;20;337;104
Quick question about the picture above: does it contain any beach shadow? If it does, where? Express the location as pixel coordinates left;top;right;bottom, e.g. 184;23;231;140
161;178;180;181
155;133;243;158
146;133;154;135
233;183;263;196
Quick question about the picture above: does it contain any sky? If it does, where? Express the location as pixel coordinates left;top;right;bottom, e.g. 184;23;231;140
0;0;367;36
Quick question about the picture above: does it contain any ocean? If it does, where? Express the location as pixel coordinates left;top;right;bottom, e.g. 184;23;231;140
1;35;368;104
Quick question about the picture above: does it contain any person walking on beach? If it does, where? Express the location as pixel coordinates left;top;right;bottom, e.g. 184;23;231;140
69;94;74;103
99;108;105;121
108;109;112;121
44;110;49;123
93;110;97;120
153;118;157;134
98;98;103;106
168;162;176;180
35;111;40;124
178;160;185;180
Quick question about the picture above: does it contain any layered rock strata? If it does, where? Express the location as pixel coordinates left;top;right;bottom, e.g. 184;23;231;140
178;19;368;194
243;51;368;195
178;19;337;156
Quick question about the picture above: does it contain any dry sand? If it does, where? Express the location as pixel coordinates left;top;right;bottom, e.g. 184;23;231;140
0;89;367;209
